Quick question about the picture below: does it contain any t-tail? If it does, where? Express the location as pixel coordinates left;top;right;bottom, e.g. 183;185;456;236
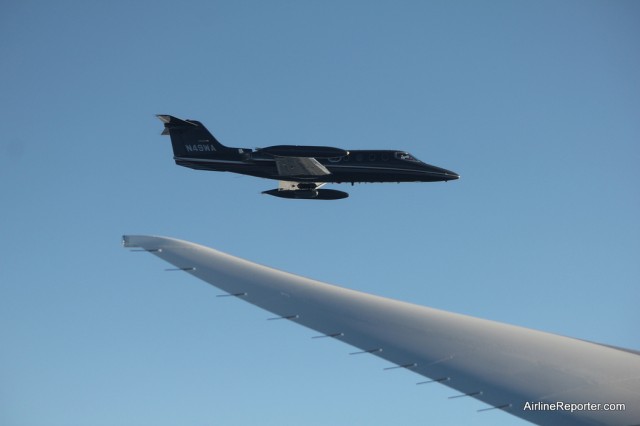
157;115;231;158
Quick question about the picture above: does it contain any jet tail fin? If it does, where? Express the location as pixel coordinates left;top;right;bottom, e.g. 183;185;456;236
157;114;192;136
156;115;230;157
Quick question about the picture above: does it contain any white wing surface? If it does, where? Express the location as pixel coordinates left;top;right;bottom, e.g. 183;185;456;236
123;235;640;426
274;156;331;176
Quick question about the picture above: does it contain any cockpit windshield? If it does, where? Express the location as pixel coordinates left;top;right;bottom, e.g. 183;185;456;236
394;151;421;162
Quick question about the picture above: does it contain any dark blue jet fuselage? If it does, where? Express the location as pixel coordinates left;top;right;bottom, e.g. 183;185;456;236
175;149;459;183
158;115;459;199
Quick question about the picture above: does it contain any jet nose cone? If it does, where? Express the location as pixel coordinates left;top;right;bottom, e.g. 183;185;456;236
433;166;460;181
422;163;460;182
445;171;460;181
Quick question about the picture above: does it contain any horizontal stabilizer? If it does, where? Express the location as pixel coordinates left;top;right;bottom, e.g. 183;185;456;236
156;115;197;135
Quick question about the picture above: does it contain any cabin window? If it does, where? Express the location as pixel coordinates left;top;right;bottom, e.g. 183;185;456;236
328;157;341;163
381;152;390;161
369;153;376;161
356;154;363;162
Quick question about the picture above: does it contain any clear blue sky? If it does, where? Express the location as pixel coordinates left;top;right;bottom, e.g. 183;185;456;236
1;1;638;425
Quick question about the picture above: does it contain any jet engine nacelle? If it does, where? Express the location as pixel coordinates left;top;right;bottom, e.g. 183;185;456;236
263;188;349;200
259;145;349;159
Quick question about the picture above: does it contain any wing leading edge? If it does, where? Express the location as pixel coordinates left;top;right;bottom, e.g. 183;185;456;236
123;235;640;426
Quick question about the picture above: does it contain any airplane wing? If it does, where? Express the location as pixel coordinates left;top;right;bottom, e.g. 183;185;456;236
123;235;640;426
274;156;331;176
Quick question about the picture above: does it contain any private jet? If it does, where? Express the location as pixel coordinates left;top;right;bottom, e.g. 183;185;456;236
157;115;459;199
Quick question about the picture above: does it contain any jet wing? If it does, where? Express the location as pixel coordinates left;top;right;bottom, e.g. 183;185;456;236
123;235;640;426
274;156;331;177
